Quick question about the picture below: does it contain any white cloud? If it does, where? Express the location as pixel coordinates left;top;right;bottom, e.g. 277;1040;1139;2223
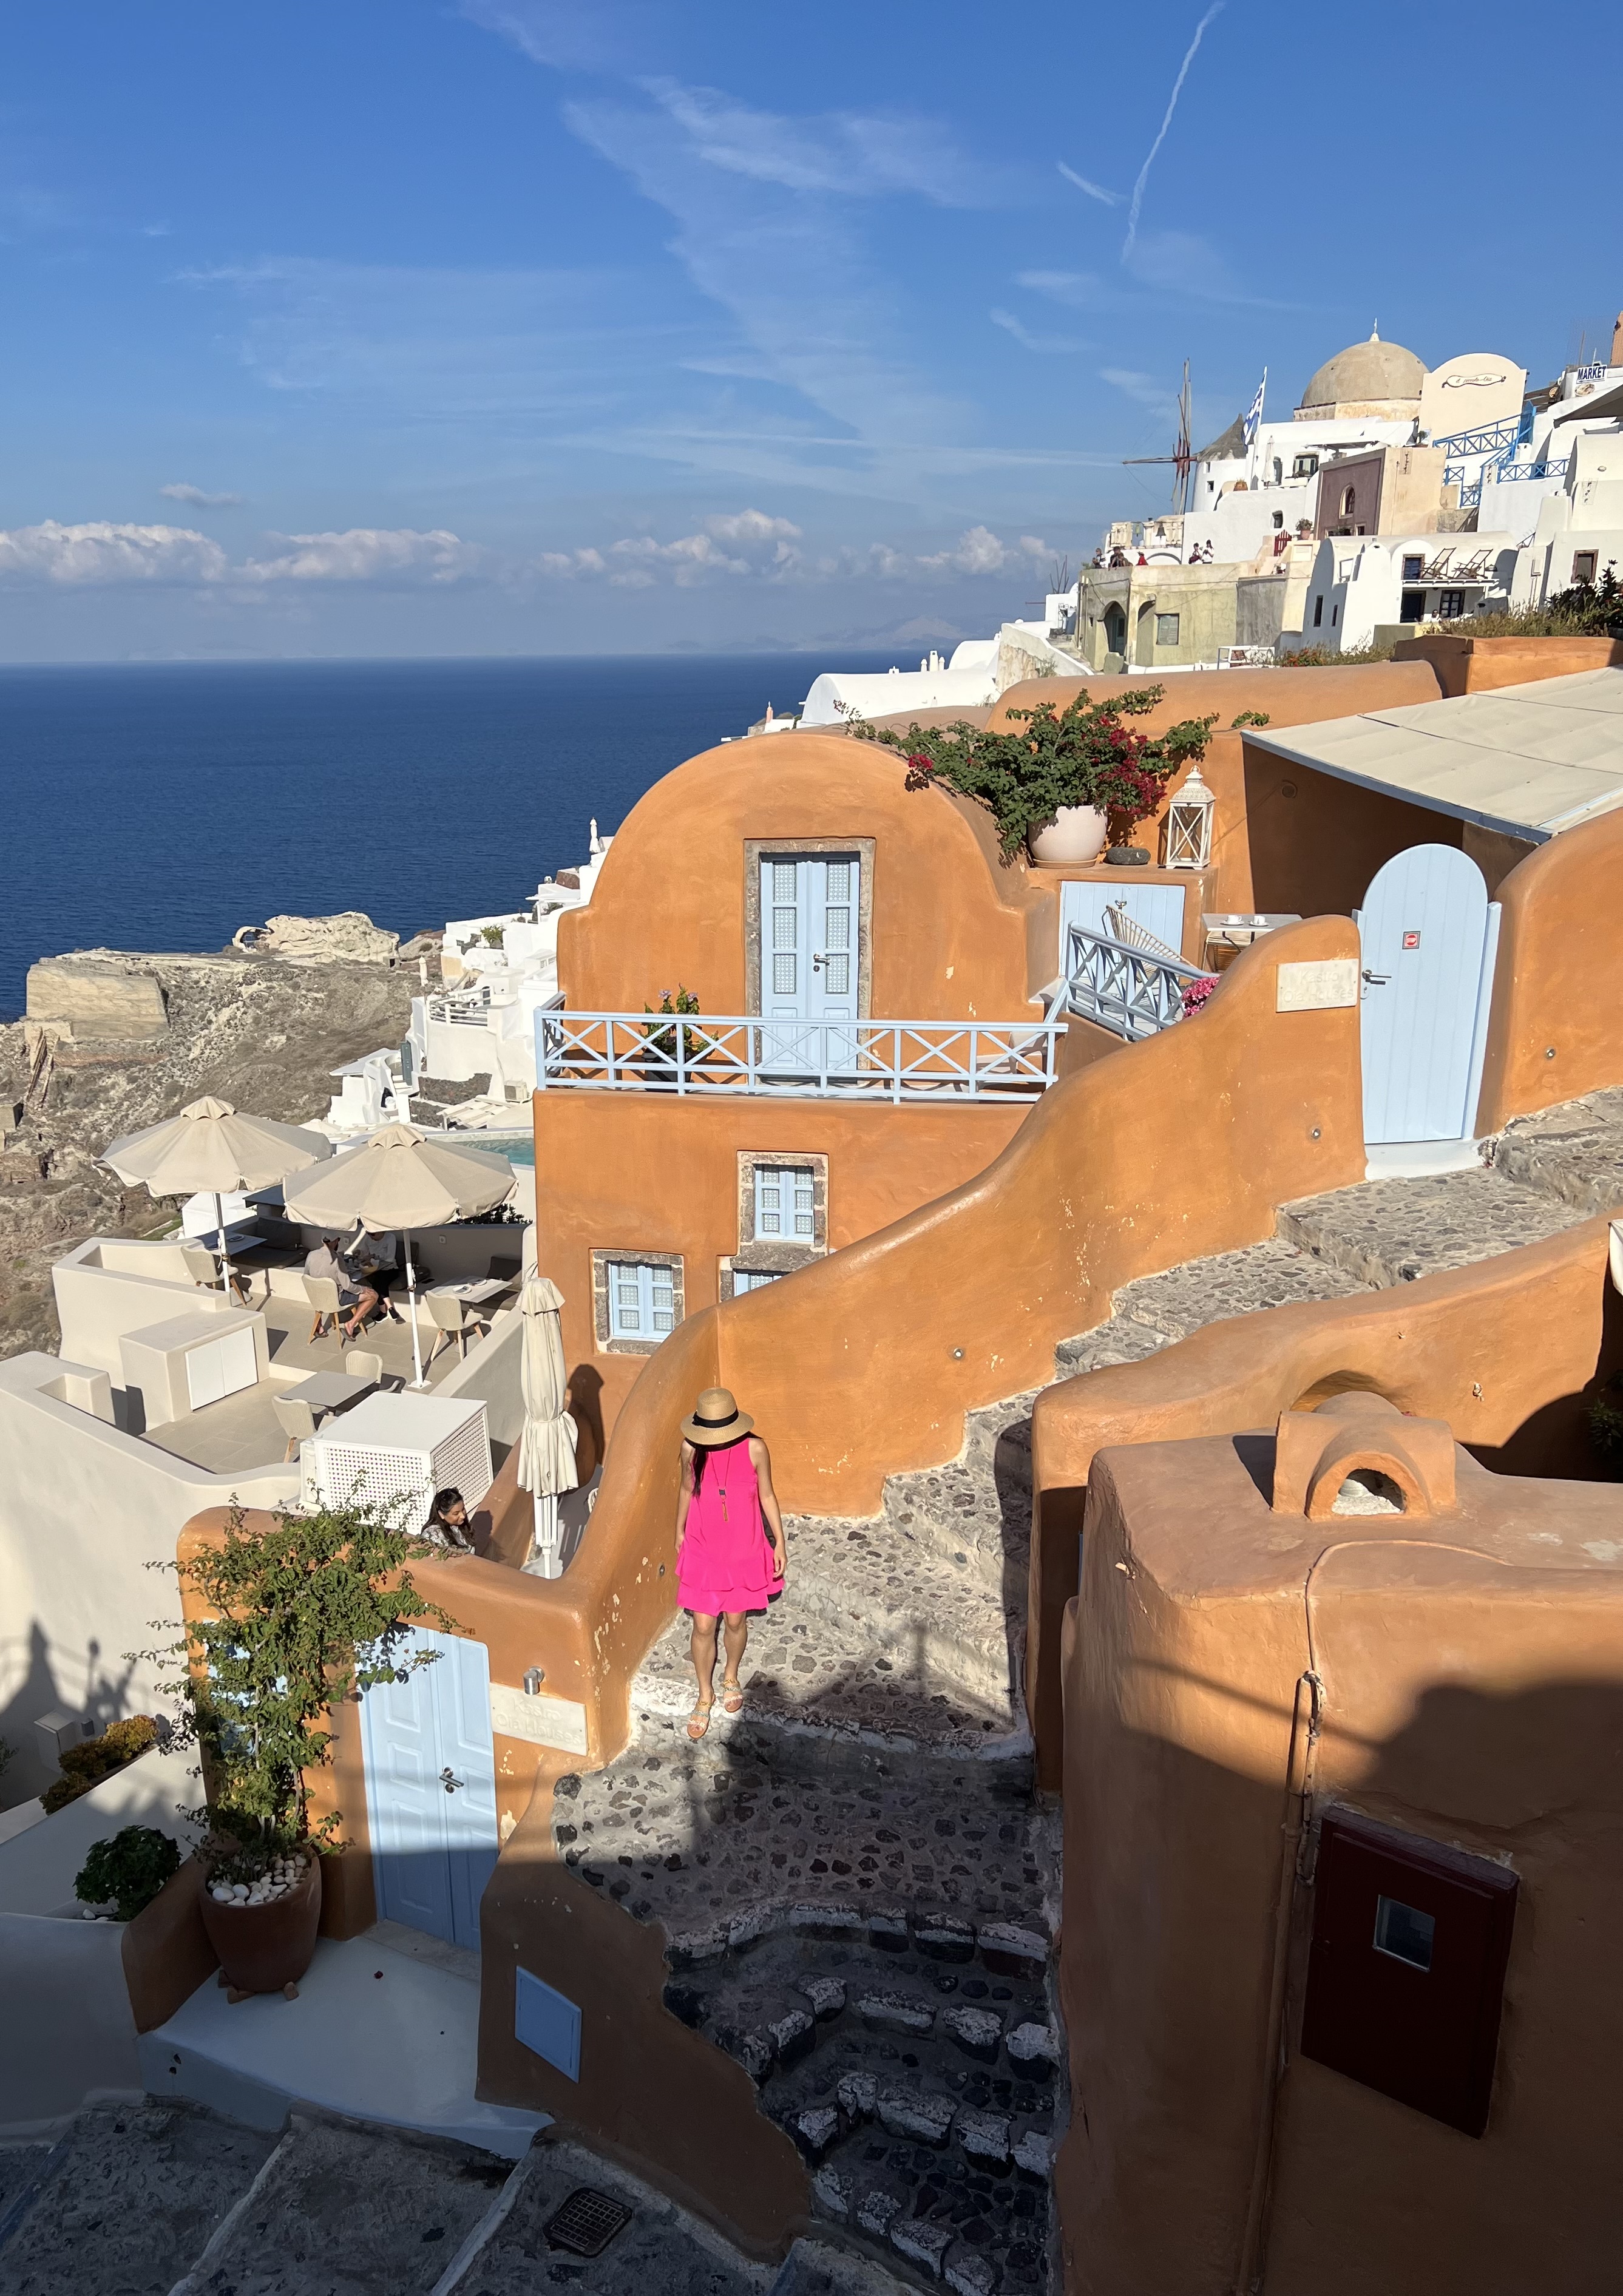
918;525;1049;575
705;508;801;543
1017;269;1109;312
241;529;492;584
640;80;1012;209
1101;367;1179;416
0;521;229;586
1058;163;1122;207
991;308;1089;356
159;482;243;508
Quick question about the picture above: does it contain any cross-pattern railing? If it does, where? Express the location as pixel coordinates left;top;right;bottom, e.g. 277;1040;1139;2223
535;1009;1064;1100
1065;922;1207;1041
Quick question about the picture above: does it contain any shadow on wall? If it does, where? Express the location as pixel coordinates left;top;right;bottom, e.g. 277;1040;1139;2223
1060;1659;1623;2296
0;1620;141;1807
1028;1214;1623;1792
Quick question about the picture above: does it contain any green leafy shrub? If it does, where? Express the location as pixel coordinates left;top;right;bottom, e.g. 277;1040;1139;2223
1277;642;1396;667
1231;709;1271;728
1432;563;1623;642
41;1715;159;1814
74;1824;181;1922
1588;1395;1623;1458
139;1500;456;1879
642;986;704;1061
853;685;1218;863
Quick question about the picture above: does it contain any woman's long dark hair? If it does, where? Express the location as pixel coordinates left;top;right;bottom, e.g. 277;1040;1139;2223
690;1434;747;1494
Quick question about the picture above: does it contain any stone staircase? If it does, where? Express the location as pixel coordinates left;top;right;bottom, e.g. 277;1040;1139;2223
0;2098;909;2296
562;1091;1623;2295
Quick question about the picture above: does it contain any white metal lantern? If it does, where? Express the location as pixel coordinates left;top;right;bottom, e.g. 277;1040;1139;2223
1165;764;1216;869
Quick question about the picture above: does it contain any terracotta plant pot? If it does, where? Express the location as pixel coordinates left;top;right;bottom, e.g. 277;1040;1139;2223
1029;805;1109;867
198;1853;323;1997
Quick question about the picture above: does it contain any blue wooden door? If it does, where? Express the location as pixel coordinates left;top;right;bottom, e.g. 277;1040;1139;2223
1059;880;1186;967
1357;845;1491;1145
760;853;860;1071
362;1627;499;1950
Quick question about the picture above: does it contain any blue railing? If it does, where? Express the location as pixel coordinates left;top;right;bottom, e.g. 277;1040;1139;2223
1065;924;1207;1042
535;1009;1065;1099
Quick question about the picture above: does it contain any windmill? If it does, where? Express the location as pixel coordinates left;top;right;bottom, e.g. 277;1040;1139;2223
1123;360;1195;515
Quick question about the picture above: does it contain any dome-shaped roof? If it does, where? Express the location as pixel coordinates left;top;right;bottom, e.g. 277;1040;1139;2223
1298;327;1426;411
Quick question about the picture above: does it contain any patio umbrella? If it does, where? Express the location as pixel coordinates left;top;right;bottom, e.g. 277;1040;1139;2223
517;1275;578;1579
102;1096;333;1302
282;1122;515;1387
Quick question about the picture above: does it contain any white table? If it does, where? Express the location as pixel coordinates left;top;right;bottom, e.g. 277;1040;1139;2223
284;1370;378;1415
430;1279;507;1305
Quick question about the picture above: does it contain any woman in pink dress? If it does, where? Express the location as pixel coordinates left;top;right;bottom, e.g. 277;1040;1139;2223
674;1386;788;1740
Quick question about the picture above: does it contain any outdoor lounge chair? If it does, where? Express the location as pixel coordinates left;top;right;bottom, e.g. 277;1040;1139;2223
425;1290;492;1368
273;1395;319;1461
345;1350;389;1389
305;1274;344;1343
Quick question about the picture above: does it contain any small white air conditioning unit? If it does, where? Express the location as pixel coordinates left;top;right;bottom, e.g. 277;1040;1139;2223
308;1393;492;1529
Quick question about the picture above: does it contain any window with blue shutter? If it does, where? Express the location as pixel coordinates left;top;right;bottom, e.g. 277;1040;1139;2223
733;1267;785;1296
606;1258;677;1341
754;1163;815;1242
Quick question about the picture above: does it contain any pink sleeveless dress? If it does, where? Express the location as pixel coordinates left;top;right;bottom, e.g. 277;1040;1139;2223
677;1440;779;1616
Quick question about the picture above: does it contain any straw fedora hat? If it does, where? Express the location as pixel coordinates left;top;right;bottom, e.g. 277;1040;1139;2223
682;1386;754;1448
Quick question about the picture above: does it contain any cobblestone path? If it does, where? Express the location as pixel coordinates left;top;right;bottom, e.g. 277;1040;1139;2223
561;1091;1621;2294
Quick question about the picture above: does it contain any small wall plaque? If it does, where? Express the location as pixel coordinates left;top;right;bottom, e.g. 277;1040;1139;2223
1276;958;1360;1012
490;1681;588;1754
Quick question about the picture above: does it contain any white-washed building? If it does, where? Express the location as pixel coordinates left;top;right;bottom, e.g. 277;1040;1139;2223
1301;533;1519;652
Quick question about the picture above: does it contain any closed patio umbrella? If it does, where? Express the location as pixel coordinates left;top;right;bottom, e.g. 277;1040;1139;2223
517;1275;578;1579
102;1096;333;1302
282;1122;514;1387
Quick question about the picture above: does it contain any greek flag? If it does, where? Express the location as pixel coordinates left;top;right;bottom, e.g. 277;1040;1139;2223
1242;368;1267;446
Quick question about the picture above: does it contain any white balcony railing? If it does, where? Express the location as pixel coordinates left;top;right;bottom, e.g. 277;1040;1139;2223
1065;922;1207;1041
535;1009;1064;1100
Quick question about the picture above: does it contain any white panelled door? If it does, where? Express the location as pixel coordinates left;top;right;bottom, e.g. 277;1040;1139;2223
1357;844;1496;1146
1059;879;1187;967
759;852;861;1071
361;1626;500;1950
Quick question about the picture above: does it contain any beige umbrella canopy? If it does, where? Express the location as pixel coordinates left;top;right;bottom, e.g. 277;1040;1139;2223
102;1095;334;1295
517;1276;578;1579
282;1123;515;1386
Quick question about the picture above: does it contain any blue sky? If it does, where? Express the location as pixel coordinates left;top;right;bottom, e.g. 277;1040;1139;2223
1;0;1619;659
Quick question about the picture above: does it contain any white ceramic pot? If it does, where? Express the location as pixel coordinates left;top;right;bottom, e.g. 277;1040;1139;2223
1029;806;1109;867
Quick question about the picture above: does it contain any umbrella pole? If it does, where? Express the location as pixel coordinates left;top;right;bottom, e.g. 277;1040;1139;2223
214;1191;233;1301
405;1227;427;1389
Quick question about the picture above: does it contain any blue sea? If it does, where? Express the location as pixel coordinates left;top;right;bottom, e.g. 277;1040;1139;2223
0;653;898;1019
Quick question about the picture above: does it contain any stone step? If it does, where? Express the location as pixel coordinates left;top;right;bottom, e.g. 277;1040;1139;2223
1492;1088;1623;1217
555;1745;1057;1953
168;2108;513;2295
1277;1168;1591;1289
0;2098;276;2296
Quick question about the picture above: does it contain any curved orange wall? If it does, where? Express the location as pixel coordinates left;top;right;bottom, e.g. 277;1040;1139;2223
560;729;1049;1021
1476;806;1623;1133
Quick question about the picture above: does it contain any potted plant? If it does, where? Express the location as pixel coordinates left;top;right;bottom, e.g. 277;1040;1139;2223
144;1498;457;2001
852;686;1218;867
75;1824;181;1923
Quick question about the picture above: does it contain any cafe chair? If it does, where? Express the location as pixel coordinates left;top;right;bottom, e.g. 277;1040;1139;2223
273;1395;319;1463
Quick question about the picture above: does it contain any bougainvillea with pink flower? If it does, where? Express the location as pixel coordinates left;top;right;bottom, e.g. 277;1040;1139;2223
1181;973;1219;1018
854;684;1218;862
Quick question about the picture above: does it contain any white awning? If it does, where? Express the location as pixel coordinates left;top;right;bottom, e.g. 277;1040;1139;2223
1245;668;1623;843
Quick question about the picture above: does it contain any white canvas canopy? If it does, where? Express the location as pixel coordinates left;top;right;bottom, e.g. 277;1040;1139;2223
517;1275;578;1579
1245;668;1623;844
283;1123;515;1387
103;1096;333;1298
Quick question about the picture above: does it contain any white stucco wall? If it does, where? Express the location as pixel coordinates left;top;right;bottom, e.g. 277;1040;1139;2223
0;1353;297;1807
0;1740;200;1917
0;1911;140;2128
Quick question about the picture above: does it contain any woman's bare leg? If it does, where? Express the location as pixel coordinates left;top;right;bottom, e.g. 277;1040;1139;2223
720;1613;748;1710
688;1612;719;1735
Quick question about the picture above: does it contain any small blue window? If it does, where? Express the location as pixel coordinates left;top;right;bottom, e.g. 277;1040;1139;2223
606;1258;676;1341
515;1966;581;2079
754;1165;815;1242
733;1267;785;1296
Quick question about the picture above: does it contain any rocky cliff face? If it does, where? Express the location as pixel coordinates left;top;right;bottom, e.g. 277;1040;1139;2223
0;944;419;1360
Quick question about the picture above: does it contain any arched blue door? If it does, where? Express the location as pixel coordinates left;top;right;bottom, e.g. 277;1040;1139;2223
1357;845;1493;1145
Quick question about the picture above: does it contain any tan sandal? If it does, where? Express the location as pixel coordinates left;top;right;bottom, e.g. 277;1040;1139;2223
686;1698;713;1741
720;1678;744;1716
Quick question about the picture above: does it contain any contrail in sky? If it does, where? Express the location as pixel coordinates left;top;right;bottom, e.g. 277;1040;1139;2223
1058;162;1122;207
1122;1;1224;260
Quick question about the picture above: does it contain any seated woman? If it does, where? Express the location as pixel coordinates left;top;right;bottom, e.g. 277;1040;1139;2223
343;1227;401;1335
419;1488;478;1553
304;1235;364;1338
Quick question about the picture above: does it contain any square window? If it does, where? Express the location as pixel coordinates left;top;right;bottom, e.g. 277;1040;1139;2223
1155;612;1180;646
1293;453;1319;478
1401;554;1424;581
754;1163;815;1243
605;1258;680;1345
1438;588;1466;620
733;1266;784;1296
1374;1895;1436;1972
1574;550;1598;584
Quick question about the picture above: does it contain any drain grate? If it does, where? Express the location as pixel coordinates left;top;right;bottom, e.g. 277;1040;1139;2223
544;2186;634;2258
